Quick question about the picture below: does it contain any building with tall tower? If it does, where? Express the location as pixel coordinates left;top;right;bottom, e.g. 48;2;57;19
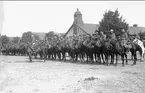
64;8;99;37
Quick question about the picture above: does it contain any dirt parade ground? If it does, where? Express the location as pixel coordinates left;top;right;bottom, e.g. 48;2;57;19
0;55;145;93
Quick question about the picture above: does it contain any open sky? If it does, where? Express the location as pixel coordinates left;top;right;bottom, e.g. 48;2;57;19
1;1;145;37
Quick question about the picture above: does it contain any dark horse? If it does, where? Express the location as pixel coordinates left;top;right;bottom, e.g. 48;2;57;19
112;39;129;66
101;38;129;66
127;40;143;65
101;40;113;65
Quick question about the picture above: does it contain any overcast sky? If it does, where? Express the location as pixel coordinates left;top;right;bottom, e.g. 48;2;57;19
1;1;145;37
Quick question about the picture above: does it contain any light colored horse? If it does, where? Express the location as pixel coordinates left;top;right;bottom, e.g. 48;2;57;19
133;38;145;61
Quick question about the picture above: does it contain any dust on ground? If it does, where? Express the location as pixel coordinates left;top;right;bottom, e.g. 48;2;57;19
0;55;145;93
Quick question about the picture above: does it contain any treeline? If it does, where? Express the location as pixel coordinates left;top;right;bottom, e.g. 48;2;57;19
0;31;60;55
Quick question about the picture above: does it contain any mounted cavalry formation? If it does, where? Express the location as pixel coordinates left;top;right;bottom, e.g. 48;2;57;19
1;28;144;66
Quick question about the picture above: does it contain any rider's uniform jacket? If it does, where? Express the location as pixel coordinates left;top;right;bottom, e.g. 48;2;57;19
121;32;128;40
100;33;106;41
110;33;116;40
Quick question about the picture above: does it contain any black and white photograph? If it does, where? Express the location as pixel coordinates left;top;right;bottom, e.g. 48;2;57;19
0;1;145;93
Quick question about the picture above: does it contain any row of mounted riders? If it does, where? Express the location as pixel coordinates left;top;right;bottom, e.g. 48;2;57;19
1;36;143;66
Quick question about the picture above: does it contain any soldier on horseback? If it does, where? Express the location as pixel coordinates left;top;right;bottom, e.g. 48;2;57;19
91;30;101;47
108;29;117;46
100;31;106;41
93;30;100;41
110;29;116;40
72;34;79;49
121;29;129;48
83;34;90;47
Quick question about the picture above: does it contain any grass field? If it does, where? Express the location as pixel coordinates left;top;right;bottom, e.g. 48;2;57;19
0;55;145;93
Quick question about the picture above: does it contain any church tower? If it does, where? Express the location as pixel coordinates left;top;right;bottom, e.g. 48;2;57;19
73;8;84;35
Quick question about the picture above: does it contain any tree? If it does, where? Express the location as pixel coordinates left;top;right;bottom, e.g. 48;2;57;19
44;31;55;41
20;31;33;45
11;37;20;44
98;9;129;36
0;35;10;48
10;37;20;49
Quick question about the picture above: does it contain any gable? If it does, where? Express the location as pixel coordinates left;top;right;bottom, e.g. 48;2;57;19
64;23;89;37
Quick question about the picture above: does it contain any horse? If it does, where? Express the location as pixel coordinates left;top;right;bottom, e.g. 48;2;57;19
127;39;143;65
101;40;113;65
102;37;129;66
91;38;103;64
133;38;145;61
113;39;129;66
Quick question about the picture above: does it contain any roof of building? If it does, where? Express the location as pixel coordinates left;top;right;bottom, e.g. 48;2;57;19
83;23;99;35
79;24;145;35
33;26;145;39
128;26;145;35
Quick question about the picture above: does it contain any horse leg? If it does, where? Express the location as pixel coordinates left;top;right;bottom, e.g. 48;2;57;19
81;53;85;62
121;54;124;66
133;52;137;65
58;52;61;61
34;53;37;59
141;47;144;61
110;54;114;65
44;54;46;62
105;54;109;65
63;52;66;62
131;53;133;60
101;53;105;64
75;53;78;62
91;53;94;64
86;54;89;63
54;53;57;60
71;51;75;62
115;54;118;66
43;51;47;62
94;53;97;63
28;52;32;62
79;52;84;63
97;54;101;64
125;53;128;64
